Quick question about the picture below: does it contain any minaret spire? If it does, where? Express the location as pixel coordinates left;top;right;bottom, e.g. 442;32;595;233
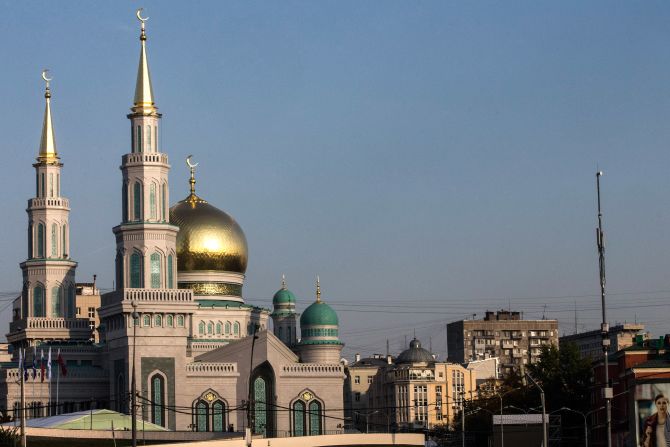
281;274;287;290
316;275;321;303
38;69;58;163
133;8;156;113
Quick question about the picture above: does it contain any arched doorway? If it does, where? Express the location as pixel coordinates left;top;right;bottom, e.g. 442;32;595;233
250;362;275;437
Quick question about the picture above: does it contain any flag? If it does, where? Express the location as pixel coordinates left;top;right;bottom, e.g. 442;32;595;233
57;349;67;376
32;346;37;381
47;347;52;381
40;349;45;382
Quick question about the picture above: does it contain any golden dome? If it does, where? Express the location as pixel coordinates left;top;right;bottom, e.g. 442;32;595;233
170;193;248;274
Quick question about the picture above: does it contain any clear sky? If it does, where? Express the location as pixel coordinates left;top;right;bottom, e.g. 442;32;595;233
1;1;670;359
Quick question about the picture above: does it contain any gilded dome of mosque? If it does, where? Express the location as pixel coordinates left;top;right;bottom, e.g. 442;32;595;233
170;193;248;274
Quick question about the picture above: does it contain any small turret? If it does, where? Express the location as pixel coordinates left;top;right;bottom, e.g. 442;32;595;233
297;277;343;363
271;274;299;346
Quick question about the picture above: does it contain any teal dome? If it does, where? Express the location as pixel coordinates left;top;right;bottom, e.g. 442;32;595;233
273;288;296;305
300;301;339;326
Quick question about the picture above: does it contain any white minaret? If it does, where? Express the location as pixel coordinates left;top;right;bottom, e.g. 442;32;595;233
112;13;178;291
8;71;83;348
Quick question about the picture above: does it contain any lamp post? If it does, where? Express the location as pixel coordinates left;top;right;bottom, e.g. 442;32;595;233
131;300;139;447
246;323;259;446
497;388;518;447
524;372;547;447
551;407;588;447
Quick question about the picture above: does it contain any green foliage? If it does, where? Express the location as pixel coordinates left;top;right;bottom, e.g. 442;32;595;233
0;424;18;447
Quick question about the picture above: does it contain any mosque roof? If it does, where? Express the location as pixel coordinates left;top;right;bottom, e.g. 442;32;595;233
300;301;338;326
396;338;435;364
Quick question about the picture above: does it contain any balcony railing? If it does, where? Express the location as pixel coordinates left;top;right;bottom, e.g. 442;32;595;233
186;362;237;375
122;153;169;165
10;317;90;332
102;289;193;306
28;197;70;209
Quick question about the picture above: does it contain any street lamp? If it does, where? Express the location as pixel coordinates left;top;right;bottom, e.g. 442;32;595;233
497;388;518;447
131;300;139;447
246;323;259;446
551;407;588;447
524;372;547;447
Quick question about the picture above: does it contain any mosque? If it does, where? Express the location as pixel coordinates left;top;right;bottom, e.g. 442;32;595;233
1;12;345;436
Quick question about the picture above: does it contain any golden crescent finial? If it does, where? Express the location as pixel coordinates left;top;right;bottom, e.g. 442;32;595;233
136;8;149;23
41;69;52;83
186;155;199;169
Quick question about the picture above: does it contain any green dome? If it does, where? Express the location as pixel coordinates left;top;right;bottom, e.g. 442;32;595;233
273;288;296;305
300;301;339;326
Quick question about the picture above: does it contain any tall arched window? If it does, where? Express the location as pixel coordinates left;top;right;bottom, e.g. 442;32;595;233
166;315;174;327
33;286;45;317
49;173;53;197
147;125;152;152
62;224;67;257
56;173;60;196
253;377;267;436
51;287;62;317
212;401;225;432
143;315;151;327
154;314;162;327
195;401;208;432
51;223;58;257
150;183;157;220
150;374;165;427
233;322;240;336
177;315;185;327
28;224;33;259
162;183;167;222
225;322;231;335
167;255;174;288
122;182;129;222
198;321;205;335
130;252;142;288
133;182;142;221
67;285;75;318
207;322;214;335
37;224;45;258
308;401;322;435
293;401;306;436
150;253;161;288
136;125;142;152
216;322;222;334
41;173;45;198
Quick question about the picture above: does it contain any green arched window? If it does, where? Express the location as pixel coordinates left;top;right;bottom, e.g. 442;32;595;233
151;374;165;427
28;224;33;259
133;182;142;221
150;183;157;220
62;224;67;257
198;321;205;335
162;183;167;222
122;182;129;222
37;224;45;258
150;253;161;288
166;315;173;327
212;401;225;432
130;252;142;288
155;314;162;327
143;315;151;327
147;125;152;152
308;401;322;435
41;173;45;197
167;255;174;288
233;322;240;335
195;401;208;432
51;287;62;317
33;286;45;317
253;377;267;436
293;401;306;436
67;285;75;318
177;315;184;327
225;322;231;335
207;322;214;335
51;223;58;257
216;322;222;334
136;125;142;152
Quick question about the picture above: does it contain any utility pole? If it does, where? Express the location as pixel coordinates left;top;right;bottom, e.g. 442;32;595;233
20;350;26;447
596;171;612;447
131;301;139;447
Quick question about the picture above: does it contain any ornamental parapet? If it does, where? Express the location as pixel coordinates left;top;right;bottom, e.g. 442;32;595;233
102;289;193;306
10;318;90;332
27;197;70;209
280;364;344;376
122;153;169;166
185;362;237;376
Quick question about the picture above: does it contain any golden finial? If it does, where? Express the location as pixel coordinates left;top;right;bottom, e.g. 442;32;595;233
316;275;321;303
281;274;287;290
38;69;58;163
132;8;156;112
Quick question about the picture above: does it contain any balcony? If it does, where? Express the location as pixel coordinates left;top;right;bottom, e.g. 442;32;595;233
102;289;193;306
28;197;70;209
122;153;169;166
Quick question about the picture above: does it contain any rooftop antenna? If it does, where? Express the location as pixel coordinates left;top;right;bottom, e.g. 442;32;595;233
386;339;389;357
596;169;612;447
542;304;547;320
574;300;578;334
404;335;408;348
429;337;432;353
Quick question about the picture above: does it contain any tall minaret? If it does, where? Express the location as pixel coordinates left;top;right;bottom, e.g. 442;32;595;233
112;10;178;291
271;274;300;347
8;71;81;348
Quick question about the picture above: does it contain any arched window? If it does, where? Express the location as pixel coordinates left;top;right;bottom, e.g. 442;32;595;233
62;224;67;257
143;315;151;327
150;183;157;220
150;374;165;427
253;377;267;436
41;173;45;198
207;322;214;335
198;321;205;335
51;223;58;257
130;252;142;288
56;173;60;196
33;285;45;317
212;401;225;432
278;327;283;339
177;315;185;327
147;125;152;152
233;322;240;336
216;322;222;334
28;224;33;259
37;224;45;258
225;322;231;335
150;253;161;288
195;401;208;432
293;401;306;436
51;287;62;318
67;285;75;318
167;255;174;288
133;182;142;221
166;315;174;327
49;173;54;197
136;125;142;152
154;314;162;327
122;182;129;222
162;183;167;222
308;401;322;435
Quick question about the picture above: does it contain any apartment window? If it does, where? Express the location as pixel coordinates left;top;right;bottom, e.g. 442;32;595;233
76;307;81;316
355;392;361;402
88;307;95;318
414;385;428;422
354;376;360;384
367;376;373;384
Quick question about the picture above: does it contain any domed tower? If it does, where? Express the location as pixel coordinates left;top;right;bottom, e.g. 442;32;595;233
396;338;435;365
271;275;299;347
297;277;343;363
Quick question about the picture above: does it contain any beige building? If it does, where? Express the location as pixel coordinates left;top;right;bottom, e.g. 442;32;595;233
1;13;346;438
344;354;391;430
350;339;476;432
447;310;558;376
559;323;648;361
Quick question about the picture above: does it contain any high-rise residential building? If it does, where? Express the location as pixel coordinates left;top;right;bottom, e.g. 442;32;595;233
559;323;648;361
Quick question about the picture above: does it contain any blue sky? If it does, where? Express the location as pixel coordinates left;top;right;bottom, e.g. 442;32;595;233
1;1;670;358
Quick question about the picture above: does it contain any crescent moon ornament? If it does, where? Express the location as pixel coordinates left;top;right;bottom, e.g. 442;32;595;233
186;155;199;169
41;69;52;83
136;8;149;23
